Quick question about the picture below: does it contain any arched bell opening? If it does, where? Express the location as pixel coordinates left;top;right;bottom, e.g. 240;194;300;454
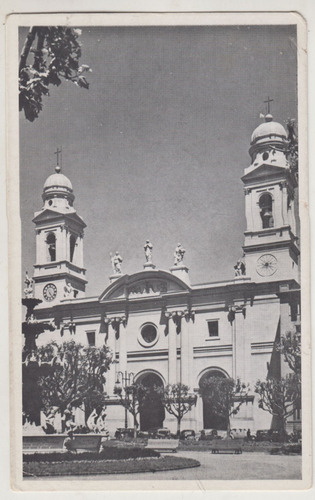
136;372;165;431
46;232;56;262
259;192;274;229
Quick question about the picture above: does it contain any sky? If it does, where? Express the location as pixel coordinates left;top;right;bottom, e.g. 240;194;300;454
19;25;297;297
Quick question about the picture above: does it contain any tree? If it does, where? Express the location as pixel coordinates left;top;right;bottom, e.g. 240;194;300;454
275;329;301;426
19;26;91;122
114;382;150;438
277;330;301;376
199;377;250;434
255;375;300;438
156;383;197;437
36;341;112;422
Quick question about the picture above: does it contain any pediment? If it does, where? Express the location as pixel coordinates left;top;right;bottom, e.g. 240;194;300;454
99;270;190;301
33;209;86;227
242;164;288;183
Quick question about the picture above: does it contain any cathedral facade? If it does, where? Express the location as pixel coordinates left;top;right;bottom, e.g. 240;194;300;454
29;114;300;435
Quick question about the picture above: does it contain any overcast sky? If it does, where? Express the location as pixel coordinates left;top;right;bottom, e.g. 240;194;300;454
19;25;297;296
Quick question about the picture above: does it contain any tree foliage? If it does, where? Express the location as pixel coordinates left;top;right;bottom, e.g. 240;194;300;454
19;26;91;122
114;382;150;437
199;377;249;432
254;375;300;436
277;330;301;376
157;383;197;436
36;341;112;417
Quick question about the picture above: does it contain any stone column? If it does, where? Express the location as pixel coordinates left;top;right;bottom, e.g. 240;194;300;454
35;229;42;265
104;320;118;396
166;313;177;384
180;311;194;387
119;317;127;375
230;304;247;382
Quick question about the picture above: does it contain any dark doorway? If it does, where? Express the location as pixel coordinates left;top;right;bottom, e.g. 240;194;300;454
199;370;228;430
138;373;165;431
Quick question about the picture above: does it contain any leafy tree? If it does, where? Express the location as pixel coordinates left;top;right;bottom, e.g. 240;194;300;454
255;375;300;438
19;26;91;122
114;382;150;438
156;383;197;437
199;377;249;433
277;330;301;376
36;341;112;421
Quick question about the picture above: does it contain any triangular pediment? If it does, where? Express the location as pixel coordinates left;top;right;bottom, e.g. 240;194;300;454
33;209;86;228
99;269;190;301
242;164;288;183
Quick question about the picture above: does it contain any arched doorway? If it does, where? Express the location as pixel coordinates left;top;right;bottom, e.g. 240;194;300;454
199;370;228;430
137;373;165;431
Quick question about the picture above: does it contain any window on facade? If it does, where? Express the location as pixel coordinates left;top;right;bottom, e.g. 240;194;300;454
259;193;274;229
70;234;77;263
207;320;219;337
46;232;56;261
86;331;96;346
139;324;158;346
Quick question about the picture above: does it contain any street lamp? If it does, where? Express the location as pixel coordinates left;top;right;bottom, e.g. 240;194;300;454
114;371;135;429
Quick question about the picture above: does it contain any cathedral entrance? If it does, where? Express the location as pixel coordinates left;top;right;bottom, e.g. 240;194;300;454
199;370;228;430
137;373;165;431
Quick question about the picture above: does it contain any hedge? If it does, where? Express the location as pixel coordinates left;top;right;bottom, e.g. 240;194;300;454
23;447;160;463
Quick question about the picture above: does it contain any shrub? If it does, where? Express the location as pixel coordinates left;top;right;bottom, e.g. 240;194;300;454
23;447;160;463
270;443;301;455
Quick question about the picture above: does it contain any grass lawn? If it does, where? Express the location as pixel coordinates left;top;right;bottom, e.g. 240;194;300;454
23;456;200;477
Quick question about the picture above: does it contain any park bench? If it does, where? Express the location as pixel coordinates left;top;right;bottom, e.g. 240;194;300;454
64;435;102;453
146;438;179;453
211;438;244;454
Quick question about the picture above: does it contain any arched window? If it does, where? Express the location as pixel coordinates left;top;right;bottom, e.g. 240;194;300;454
46;233;56;262
70;234;77;263
259;193;274;229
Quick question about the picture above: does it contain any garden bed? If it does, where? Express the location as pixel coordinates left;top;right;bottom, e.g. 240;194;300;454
23;455;200;477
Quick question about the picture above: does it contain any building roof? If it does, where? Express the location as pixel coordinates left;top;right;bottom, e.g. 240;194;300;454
250;115;287;144
43;169;73;192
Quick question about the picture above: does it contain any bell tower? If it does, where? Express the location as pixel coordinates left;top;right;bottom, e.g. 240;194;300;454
32;162;87;304
242;113;299;283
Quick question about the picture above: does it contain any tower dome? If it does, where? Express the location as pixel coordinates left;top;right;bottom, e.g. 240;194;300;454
42;166;75;206
250;114;287;145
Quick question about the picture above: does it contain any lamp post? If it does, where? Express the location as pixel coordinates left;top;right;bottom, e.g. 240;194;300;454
115;371;135;429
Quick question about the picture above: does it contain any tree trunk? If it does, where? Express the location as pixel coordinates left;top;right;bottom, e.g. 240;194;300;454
133;415;137;439
177;418;181;438
226;418;231;438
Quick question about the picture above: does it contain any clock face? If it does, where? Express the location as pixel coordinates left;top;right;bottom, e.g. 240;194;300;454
43;283;57;301
256;254;278;277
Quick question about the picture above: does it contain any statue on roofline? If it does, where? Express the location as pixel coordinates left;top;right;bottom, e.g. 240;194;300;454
24;271;34;298
234;259;246;277
144;240;153;264
174;243;185;266
110;251;123;274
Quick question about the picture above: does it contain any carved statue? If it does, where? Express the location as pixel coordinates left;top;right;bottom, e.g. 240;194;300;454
234;259;246;277
87;408;98;432
110;251;123;274
64;281;74;298
144;240;153;263
95;408;107;433
24;271;34;298
174;243;185;265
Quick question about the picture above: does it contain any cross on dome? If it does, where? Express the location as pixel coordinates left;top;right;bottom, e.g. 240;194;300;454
264;96;274;115
54;147;62;169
